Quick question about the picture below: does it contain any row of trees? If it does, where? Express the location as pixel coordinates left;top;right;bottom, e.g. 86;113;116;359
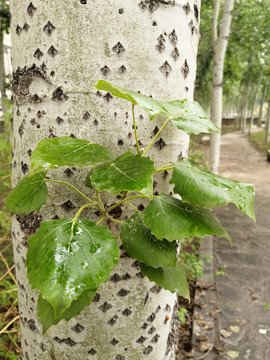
196;0;270;159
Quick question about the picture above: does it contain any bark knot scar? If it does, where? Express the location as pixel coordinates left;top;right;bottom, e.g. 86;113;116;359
16;212;43;236
12;64;51;106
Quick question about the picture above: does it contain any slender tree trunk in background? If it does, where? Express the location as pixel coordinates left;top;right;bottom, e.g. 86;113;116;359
209;0;234;174
248;62;265;134
241;71;252;133
10;1;200;359
266;99;270;144
0;18;7;116
258;81;268;127
235;83;245;129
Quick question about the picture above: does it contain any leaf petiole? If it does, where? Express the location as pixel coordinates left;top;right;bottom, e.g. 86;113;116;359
155;166;173;173
95;188;105;212
72;203;97;223
132;104;140;154
45;179;93;203
142;117;170;157
106;194;149;213
125;202;139;213
96;216;106;226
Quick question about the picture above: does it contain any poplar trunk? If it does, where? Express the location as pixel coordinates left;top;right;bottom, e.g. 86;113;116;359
248;63;265;135
258;81;268;127
10;1;200;359
209;0;234;174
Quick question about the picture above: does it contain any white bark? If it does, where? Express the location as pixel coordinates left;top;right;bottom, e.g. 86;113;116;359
10;1;200;359
248;63;265;134
0;20;6;114
209;0;234;174
258;81;268;127
266;99;270;144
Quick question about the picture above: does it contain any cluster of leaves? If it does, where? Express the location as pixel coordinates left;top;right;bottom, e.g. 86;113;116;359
5;81;255;333
0;0;10;34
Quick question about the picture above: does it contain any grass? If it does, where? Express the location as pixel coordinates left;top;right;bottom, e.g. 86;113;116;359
249;129;270;153
0;106;21;359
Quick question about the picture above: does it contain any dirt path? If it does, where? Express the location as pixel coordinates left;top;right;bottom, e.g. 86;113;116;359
193;131;270;360
218;131;270;191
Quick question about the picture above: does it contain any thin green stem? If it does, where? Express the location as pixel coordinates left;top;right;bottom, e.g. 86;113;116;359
96;216;106;226
121;191;129;200
45;179;93;203
96;188;105;211
125;202;139;213
154;166;173;173
142;117;170;157
96;215;123;226
132;104;140;154
73;203;96;223
109;218;123;224
106;195;148;213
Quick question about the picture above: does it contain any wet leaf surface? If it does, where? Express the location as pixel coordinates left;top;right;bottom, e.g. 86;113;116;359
5;172;47;214
120;213;177;268
170;158;255;220
27;219;119;317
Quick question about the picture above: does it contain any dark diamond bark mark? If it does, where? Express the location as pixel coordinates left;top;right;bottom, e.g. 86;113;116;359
181;59;190;78
159;61;172;77
99;302;112;312
27;2;37;17
112;42;125;56
61;201;75;212
43;21;56;36
47;46;58;57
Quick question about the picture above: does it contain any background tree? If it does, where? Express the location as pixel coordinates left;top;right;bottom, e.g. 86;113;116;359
0;0;10;114
10;1;200;359
209;0;234;174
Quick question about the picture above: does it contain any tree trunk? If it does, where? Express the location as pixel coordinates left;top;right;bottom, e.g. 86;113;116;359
258;81;268;127
240;72;252;133
248;63;265;135
10;1;200;359
266;99;270;144
209;0;234;174
0;20;7;116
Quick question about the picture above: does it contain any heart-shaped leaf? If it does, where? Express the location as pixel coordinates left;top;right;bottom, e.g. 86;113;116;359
170;159;255;220
5;172;47;214
90;151;155;196
30;136;115;173
27;219;119;317
140;261;190;300
94;80;219;135
144;193;231;243
120;213;177;268
38;290;96;333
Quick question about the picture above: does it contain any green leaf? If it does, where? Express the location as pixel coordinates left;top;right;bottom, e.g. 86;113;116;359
27;219;119;317
170;158;255;220
167;99;219;134
120;213;177;268
30;136;115;173
5;172;47;214
94;80;219;135
144;193;231;243
90;151;155;196
140;261;190;300
38;290;96;333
